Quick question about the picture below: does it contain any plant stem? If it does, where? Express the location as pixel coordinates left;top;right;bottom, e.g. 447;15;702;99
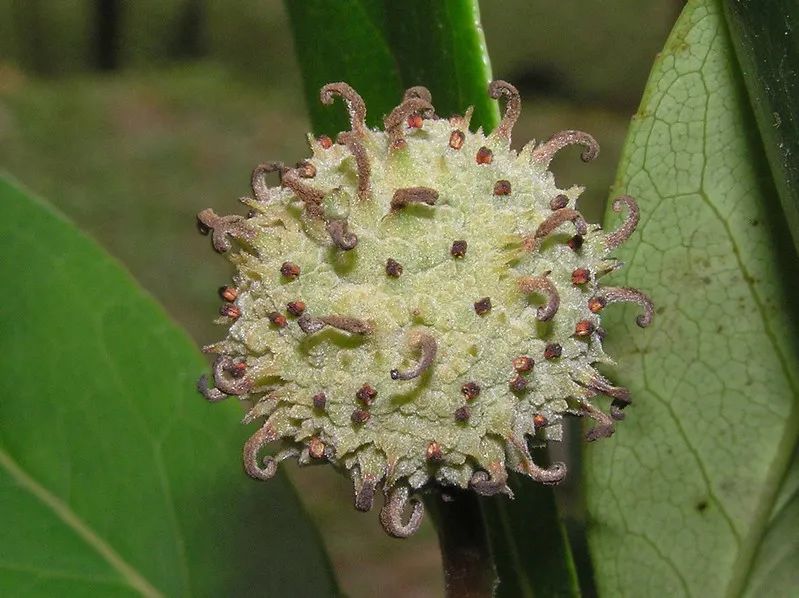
426;489;496;598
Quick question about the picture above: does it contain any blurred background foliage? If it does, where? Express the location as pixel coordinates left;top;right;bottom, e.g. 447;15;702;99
0;1;682;595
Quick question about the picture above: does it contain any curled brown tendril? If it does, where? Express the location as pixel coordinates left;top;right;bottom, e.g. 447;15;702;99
298;314;374;335
605;195;640;250
488;80;521;142
326;219;358;250
597;286;654;328
391;331;438;380
282;168;325;217
469;461;510;496
390;186;439;210
518;275;561;321
584;371;631;403
251;162;286;203
403;85;433;106
212;355;252;395
197;209;254;253
578;400;616;442
338;131;371;200
354;472;378;512
320;82;367;137
528;460;568;484
196;374;227;402
531;130;600;167
527;208;588;250
380;486;424;538
384;98;435;150
243;422;279;480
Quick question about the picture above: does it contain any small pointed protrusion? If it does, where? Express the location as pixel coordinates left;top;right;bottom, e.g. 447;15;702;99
527;461;567;485
380;486;424;538
282;168;325;217
533;208;588;242
338;131;372;200
250;162;287;203
242;422;280;480
390;331;437;380
196;374;228;402
403;86;433;106
605;195;640;250
197;209;254;253
469;462;510;496
531;130;600;167
320;82;367;137
298;314;374;335
354;472;378;512
212;355;252;396
579;400;616;442
518;275;561;321
326;219;358;250
488;80;521;142
390;187;439;210
385;98;435;150
596;286;654;327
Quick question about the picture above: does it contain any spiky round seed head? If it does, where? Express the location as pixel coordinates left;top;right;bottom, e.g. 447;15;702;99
196;81;652;537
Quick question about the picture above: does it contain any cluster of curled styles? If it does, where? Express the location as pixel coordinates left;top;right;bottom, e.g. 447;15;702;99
196;80;652;538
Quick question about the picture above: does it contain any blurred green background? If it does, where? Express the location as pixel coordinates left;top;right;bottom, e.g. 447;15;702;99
0;1;681;595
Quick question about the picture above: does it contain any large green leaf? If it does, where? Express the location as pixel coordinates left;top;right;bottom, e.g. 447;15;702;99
586;1;799;596
723;0;799;254
0;175;337;596
284;0;499;136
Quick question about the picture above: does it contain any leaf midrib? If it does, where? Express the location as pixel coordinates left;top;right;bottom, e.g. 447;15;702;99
0;447;163;598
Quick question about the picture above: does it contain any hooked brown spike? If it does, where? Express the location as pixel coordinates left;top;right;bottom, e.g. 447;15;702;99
326;219;358;250
583;371;631;404
197;374;228;402
469;462;510;496
390;186;439;210
579;400;616;442
605;195;640;249
403;85;433;106
212;355;252;396
243;422;280;480
250;162;286;203
531;130;600;166
518;275;561;321
320;82;367;137
197;208;254;253
527;460;567;485
354;473;378;512
488;80;521;142
380;486;424;538
391;332;437;380
338;131;372;200
598;286;654;328
282;168;325;217
528;208;588;250
298;314;374;335
385;98;435;150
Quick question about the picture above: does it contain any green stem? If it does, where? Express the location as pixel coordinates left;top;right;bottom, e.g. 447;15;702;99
426;489;496;598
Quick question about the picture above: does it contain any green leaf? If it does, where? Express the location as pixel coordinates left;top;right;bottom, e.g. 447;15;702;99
284;0;499;136
723;0;799;254
0;175;338;596
586;1;799;596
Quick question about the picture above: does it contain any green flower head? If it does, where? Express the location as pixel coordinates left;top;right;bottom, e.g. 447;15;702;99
197;81;652;537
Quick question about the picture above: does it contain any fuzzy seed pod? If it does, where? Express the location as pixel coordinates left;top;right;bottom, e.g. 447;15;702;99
196;81;652;537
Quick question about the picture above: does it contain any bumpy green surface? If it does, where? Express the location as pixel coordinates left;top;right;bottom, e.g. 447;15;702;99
199;84;648;535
